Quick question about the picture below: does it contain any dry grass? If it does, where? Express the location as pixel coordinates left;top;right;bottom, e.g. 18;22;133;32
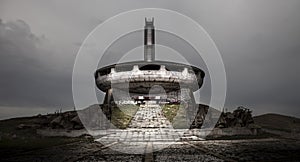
161;104;181;122
110;104;139;129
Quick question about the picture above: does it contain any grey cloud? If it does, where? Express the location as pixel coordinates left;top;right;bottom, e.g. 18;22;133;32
0;19;74;109
0;0;299;119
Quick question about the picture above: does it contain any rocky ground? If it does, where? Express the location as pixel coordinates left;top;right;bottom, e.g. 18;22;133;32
1;137;299;162
1;104;300;161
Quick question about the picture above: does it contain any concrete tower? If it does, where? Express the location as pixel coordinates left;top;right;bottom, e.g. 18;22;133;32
144;18;155;62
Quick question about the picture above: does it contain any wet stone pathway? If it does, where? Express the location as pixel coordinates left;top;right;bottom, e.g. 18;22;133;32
95;104;203;155
128;104;172;129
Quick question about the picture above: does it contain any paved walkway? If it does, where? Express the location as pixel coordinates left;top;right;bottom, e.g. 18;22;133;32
128;104;172;129
95;104;203;154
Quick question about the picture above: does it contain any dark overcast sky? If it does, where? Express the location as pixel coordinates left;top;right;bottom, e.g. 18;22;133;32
0;0;299;119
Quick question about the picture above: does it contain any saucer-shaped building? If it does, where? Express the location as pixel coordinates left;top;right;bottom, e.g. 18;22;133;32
95;18;205;106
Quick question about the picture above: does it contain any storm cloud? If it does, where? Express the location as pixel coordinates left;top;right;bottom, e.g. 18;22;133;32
0;19;74;118
0;0;299;119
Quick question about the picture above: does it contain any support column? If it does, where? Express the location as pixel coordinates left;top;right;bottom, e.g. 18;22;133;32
103;88;113;105
180;88;197;127
103;88;113;121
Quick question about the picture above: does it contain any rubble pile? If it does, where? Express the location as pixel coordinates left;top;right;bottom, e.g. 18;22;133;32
216;106;254;128
49;111;84;130
191;105;255;129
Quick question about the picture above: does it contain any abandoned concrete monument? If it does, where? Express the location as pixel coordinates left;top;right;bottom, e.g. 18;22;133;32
94;18;206;126
91;18;256;131
95;18;204;103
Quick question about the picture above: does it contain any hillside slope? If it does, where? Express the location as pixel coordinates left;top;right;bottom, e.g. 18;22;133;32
254;113;300;133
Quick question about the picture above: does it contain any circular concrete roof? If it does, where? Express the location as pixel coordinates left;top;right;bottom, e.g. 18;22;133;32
95;61;205;93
